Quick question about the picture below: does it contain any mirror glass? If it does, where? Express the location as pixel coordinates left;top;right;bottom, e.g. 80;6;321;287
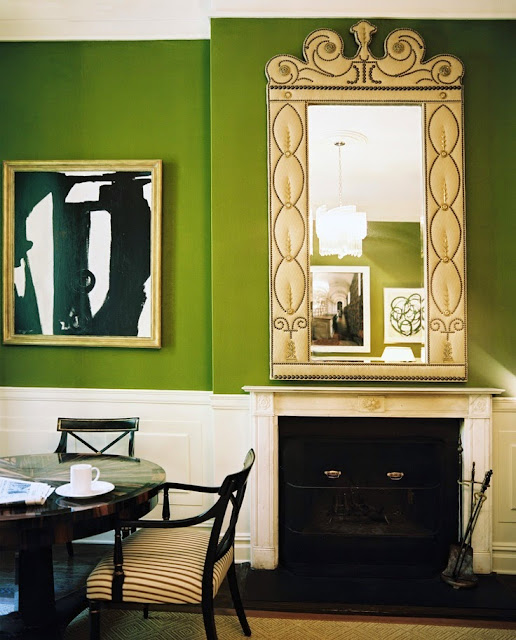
308;104;426;363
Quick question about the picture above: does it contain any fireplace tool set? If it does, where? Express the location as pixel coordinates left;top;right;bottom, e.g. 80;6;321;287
441;461;493;589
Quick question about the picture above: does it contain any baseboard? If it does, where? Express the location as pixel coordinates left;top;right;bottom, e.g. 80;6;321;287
234;533;251;563
493;544;516;574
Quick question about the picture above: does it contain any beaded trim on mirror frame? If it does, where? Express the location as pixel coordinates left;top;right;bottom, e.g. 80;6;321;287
267;21;466;381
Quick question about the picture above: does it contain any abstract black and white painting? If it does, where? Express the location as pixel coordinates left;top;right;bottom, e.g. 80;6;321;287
3;160;162;347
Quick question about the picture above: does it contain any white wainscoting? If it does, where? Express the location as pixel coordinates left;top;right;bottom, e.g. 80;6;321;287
0;387;252;560
493;397;516;574
1;386;514;572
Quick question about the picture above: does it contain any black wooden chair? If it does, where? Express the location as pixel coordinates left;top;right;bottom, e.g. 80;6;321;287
87;449;255;640
56;417;139;556
55;417;139;457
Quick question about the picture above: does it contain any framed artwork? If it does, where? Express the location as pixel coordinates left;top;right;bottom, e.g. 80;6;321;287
310;266;371;355
383;287;424;344
3;160;162;347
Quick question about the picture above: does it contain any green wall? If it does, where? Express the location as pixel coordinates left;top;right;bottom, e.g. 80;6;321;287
0;19;515;396
0;40;212;390
211;18;516;394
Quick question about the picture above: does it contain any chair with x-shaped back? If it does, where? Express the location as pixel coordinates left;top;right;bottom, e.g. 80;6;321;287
56;417;139;556
55;417;139;457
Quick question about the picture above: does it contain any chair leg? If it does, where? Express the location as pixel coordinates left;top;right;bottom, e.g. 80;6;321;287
66;541;74;557
89;602;101;640
201;596;218;640
227;562;251;636
143;604;149;619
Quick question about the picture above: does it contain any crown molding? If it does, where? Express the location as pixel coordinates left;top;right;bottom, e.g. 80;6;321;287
211;1;515;20
0;1;513;42
0;0;211;41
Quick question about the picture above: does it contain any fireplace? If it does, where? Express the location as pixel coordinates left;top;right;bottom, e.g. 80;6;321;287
279;416;460;578
244;386;501;575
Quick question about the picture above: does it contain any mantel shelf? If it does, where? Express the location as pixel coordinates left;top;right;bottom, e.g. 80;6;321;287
243;386;504;396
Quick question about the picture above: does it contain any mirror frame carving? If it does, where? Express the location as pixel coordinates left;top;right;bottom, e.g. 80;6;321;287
267;21;466;381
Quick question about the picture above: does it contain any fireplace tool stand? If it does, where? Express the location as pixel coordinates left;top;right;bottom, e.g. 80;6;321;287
441;466;493;589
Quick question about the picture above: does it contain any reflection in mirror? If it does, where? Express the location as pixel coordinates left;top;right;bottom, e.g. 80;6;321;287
311;265;370;359
308;105;426;363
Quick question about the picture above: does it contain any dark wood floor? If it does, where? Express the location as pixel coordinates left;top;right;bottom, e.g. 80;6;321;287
1;544;515;623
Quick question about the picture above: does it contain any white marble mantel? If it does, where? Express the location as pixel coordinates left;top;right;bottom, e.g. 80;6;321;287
243;386;503;574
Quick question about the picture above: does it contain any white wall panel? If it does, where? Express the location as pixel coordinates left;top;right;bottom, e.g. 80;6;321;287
211;393;251;561
493;398;516;574
3;385;509;570
0;386;253;558
137;423;204;507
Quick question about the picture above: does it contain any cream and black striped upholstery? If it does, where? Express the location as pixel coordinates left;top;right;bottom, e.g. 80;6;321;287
87;449;255;640
87;527;233;604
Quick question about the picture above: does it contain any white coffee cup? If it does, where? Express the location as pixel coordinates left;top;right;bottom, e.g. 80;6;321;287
70;463;100;495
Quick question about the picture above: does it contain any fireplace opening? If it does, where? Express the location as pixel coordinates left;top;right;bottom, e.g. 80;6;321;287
279;416;460;578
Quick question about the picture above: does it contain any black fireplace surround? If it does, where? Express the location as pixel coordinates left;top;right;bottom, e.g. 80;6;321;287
279;416;460;579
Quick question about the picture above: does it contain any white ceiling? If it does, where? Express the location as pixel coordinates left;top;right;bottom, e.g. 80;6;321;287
0;0;513;40
308;105;425;223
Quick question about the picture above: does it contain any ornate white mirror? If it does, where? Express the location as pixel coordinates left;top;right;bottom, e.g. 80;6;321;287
267;21;466;381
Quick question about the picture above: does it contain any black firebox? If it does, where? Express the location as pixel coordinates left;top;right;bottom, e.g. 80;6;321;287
279;416;460;578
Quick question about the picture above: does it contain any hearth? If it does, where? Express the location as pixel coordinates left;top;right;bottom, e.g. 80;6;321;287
279;416;460;578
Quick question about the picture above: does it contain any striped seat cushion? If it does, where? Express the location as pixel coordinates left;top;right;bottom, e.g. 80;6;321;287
87;527;233;604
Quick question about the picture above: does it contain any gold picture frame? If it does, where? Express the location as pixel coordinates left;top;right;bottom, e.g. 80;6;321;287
3;160;162;347
267;21;466;381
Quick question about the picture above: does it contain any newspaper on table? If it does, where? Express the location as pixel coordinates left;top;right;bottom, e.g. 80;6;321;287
0;476;54;505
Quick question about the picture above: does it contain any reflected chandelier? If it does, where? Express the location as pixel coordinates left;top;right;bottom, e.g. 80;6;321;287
315;141;367;259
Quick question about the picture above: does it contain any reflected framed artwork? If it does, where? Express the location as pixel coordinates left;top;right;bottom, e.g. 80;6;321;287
3;160;162;347
383;288;425;344
310;266;370;358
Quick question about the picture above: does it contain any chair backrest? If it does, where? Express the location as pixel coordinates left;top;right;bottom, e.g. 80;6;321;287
208;449;255;564
55;417;139;456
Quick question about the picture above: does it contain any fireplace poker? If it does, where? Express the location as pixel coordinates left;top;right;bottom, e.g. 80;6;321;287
458;436;463;539
470;461;475;526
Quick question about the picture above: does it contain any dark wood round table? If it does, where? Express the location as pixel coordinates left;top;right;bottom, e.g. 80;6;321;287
0;453;166;639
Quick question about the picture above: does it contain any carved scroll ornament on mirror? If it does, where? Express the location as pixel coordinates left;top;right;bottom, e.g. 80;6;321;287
267;21;466;381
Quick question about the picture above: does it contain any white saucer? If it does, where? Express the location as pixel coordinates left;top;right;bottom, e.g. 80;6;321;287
55;481;115;499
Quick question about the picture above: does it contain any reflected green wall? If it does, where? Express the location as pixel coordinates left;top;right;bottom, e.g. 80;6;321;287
312;221;423;358
211;18;516;394
0;41;212;390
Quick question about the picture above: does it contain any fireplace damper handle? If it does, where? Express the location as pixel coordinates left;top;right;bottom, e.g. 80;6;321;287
387;472;404;481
